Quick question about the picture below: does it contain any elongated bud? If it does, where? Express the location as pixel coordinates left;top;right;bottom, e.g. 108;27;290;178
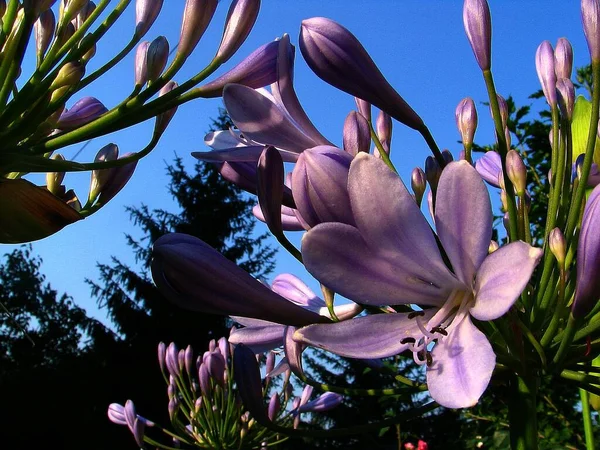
35;9;55;64
549;227;566;265
355;98;371;122
442;149;454;164
298;392;343;413
89;143;118;201
425;156;441;191
555;37;573;79
184;345;194;376
376;110;392;155
46;154;65;195
582;0;600;61
411;167;426;206
50;61;85;91
500;189;509;212
74;0;94;30
292;146;355;228
268;393;280;421
136;0;163;36
494;94;508;128
207;351;226;386
455;97;477;148
168;398;179;421
146;36;169;83
343;110;370;156
166;342;180;377
557;78;575;122
506;150;527;195
154;81;178;135
60;0;88;25
57;96;107;129
233;345;271;424
573;184;600;318
177;0;218;60
300;17;424;130
158;341;166;373
215;0;260;64
265;351;276;375
536;41;557;107
463;0;492;70
134;41;150;87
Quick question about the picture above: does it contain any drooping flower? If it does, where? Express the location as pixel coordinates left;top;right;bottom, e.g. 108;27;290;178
295;154;542;408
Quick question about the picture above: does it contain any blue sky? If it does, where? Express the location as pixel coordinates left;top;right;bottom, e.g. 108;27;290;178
4;1;591;324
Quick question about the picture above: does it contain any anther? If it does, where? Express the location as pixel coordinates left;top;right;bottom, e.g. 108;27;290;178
408;311;425;319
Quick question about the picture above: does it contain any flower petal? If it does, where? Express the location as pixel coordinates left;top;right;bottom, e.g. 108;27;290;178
435;161;492;285
294;311;433;359
471;241;543;321
271;274;325;310
229;323;285;353
302;223;450;306
223;83;319;153
427;316;495;408
475;151;502;187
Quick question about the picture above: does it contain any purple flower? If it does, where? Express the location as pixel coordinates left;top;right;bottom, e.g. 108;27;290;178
582;0;600;61
135;0;163;36
535;41;557;107
295;154;542;408
343;110;370;156
299;17;423;131
107;402;153;447
177;0;218;60
455;97;477;148
215;0;260;64
475;151;502;187
57;97;107;129
572;184;600;318
463;0;491;71
298;392;343;413
555;37;573;79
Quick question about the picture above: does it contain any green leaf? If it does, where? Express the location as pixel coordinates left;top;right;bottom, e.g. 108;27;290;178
571;96;600;164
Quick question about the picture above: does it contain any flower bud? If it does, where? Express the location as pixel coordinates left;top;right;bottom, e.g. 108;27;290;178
218;336;230;361
442;149;454;164
166;342;180;377
215;0;260;64
154;81;178;135
549;227;566;265
555;37;573;79
455;97;477;148
265;351;276;375
291;146;355;228
418;440;429;450
158;341;166;373
475;151;502;187
146;35;169;83
134;41;150;87
500;189;508;212
355;98;371;122
506;150;527;195
573;184;600;318
375;110;392;155
257;146;285;236
88;143;118;201
177;0;218;60
34;9;55;64
207;351;226;386
168;398;179;421
57;96;107;129
557;78;575;122
184;345;194;376
298;392;343;413
425;156;441;191
55;19;75;49
300;17;424;130
50;61;85;91
494;94;508;129
411;167;426;206
582;0;600;61
463;0;492;70
267;393;280;421
46;154;65;195
135;0;163;36
536;41;557;108
343;110;370;156
60;0;88;25
74;0;94;30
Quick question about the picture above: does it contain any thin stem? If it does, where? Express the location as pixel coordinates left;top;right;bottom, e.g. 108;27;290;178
418;125;445;168
369;121;397;173
508;374;538;450
580;388;596;450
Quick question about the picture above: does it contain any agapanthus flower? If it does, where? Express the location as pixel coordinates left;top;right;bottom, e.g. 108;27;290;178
294;154;542;408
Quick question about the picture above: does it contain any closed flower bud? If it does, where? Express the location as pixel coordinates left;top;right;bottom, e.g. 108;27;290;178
549;227;566;265
506;150;527;195
215;0;260;64
573;184;600;318
442;149;454;164
582;0;600;61
158;341;166;373
411;167;426;206
343;110;370;156
88;143;118;202
425;156;441;191
455;97;477;148
50;61;85;91
267;393;280;421
57;96;107;129
177;0;218;60
557;78;575;122
198;362;212;397
135;0;163;36
355;97;371;122
60;0;88;25
168;398;179;421
300;17;424;130
494;94;509;129
207;351;226;386
265;351;276;376
146;35;169;83
154;81;178;135
291;146;355;228
536;41;557;107
74;0;94;30
55;20;75;49
166;342;180;377
376;110;392;155
298;392;343;413
34;9;55;64
184;345;194;376
46;154;65;195
134;41;150;87
218;336;230;361
555;37;573;79
463;0;492;70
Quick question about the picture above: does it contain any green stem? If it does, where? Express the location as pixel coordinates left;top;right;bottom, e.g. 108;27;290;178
508;374;538;450
418;125;445;168
369;121;397;173
580;388;596;450
553;315;582;368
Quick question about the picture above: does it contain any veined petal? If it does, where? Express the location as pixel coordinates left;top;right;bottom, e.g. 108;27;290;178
302;223;450;306
229;323;285;353
271;274;325;310
348;153;460;293
223;84;319;153
192;145;300;163
294;311;434;359
427;315;495;408
435;161;492;285
475;151;502;187
471;241;542;321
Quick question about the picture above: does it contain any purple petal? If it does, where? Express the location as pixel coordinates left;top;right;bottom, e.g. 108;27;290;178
471;241;543;321
302;223;453;306
229;323;285;353
298;392;343;413
193;145;298;163
233;344;271;423
427;316;495;408
284;325;306;378
343;110;371;156
151;233;328;326
270;274;325;310
257;146;285;235
223;84;319;153
294;311;433;359
475;151;502;187
107;403;127;426
435;161;492;286
253;204;305;231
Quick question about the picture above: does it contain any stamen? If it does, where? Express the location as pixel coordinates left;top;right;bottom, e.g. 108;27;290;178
408;311;425;319
416;316;435;339
430;326;448;336
400;337;416;345
425;352;433;367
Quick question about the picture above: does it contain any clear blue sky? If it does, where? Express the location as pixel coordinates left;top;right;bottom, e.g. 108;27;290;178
4;1;591;324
